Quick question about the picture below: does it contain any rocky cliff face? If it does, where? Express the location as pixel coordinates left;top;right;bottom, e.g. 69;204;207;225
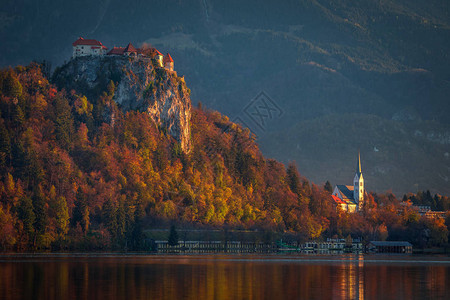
53;56;192;152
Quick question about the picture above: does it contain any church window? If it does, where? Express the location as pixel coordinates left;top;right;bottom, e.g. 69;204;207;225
360;182;363;186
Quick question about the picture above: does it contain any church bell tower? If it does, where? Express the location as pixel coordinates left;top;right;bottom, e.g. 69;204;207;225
353;151;364;211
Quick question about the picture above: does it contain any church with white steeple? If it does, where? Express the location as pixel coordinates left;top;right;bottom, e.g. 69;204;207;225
331;152;366;213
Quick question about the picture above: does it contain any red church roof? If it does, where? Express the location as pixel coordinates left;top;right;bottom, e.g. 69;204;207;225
163;53;174;63
331;195;346;205
107;47;125;55
72;37;106;49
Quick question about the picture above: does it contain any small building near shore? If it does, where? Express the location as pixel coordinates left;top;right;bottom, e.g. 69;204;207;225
367;241;412;253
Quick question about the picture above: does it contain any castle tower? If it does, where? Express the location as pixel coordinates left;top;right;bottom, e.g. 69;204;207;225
163;53;174;71
353;151;364;211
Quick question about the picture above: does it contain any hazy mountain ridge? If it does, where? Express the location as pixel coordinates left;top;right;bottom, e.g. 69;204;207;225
260;114;450;195
1;0;449;194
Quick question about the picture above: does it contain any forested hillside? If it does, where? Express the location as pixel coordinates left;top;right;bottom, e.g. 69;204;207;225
0;63;448;251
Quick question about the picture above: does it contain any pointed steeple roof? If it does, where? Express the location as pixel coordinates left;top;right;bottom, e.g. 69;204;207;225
124;43;138;53
356;151;362;175
163;53;174;63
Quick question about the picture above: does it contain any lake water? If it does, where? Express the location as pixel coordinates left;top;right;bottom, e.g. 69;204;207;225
0;254;449;299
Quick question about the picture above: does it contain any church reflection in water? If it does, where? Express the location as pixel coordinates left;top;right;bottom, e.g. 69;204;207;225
333;255;364;300
0;255;448;300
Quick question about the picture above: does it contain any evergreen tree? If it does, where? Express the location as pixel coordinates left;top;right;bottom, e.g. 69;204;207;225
107;80;115;97
168;225;179;246
155;143;168;171
324;181;333;193
124;201;135;242
54;196;69;237
12;104;25;129
18;196;35;240
11;140;29;180
32;185;47;235
81;205;90;234
2;69;22;99
287;162;301;196
0;123;11;167
287;162;311;206
54;96;74;150
103;199;118;237
72;189;89;233
131;202;145;250
27;151;44;187
116;201;126;243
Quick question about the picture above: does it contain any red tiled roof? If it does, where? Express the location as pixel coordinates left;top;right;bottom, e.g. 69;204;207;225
107;47;125;55
163;53;174;63
331;195;345;205
124;43;138;53
141;47;163;58
72;37;105;47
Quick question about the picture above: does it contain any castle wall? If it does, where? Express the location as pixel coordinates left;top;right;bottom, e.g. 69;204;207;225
73;45;106;58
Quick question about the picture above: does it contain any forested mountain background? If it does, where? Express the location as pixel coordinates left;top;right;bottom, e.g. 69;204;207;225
1;0;449;195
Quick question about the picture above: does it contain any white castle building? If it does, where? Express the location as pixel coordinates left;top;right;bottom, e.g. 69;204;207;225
332;152;365;213
72;37;108;57
71;37;174;71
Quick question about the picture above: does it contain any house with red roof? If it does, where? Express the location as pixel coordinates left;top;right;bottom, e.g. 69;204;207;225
72;37;107;58
107;47;125;56
123;43;138;56
107;43;140;57
107;44;166;66
163;53;174;71
153;49;164;67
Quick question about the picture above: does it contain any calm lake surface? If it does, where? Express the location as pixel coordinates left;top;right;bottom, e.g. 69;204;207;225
0;254;449;300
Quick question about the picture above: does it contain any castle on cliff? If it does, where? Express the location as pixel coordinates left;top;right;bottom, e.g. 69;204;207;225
72;37;174;71
331;152;366;213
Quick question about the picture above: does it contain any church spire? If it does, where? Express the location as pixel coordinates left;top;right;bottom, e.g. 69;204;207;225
354;151;364;210
356;151;362;175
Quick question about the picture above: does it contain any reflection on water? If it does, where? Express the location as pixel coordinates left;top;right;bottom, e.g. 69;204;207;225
0;254;449;300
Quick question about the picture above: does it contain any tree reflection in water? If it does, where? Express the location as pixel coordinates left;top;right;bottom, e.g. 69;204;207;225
0;255;449;300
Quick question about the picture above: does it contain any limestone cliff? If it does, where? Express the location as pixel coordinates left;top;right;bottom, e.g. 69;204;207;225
53;56;192;153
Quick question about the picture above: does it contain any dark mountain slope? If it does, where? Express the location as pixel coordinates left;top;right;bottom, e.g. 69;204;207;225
0;0;449;194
